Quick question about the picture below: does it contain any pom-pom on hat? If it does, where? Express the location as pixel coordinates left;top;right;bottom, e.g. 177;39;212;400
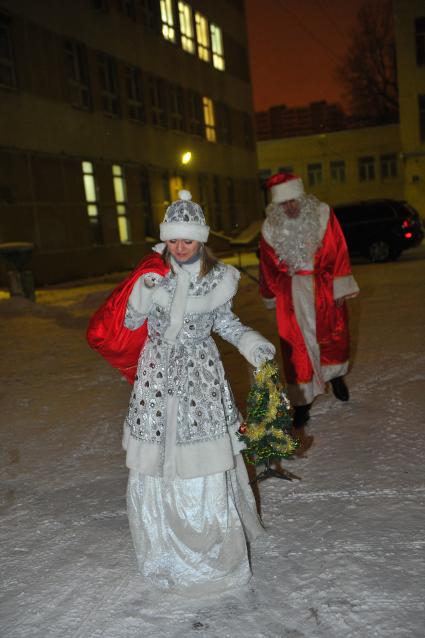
266;172;304;203
159;189;210;242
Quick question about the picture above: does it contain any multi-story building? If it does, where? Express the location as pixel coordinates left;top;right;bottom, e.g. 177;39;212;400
257;124;403;207
255;101;346;141
0;0;259;284
394;0;425;216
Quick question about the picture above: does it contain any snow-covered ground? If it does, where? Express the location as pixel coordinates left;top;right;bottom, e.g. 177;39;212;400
1;247;424;638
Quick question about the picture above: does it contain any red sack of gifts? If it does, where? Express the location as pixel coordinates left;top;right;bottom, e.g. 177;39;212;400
86;251;169;384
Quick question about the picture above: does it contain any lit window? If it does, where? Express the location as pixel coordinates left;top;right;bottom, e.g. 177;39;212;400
81;161;103;244
330;160;345;183
203;97;216;142
160;0;175;43
307;163;323;187
210;24;225;70
195;12;210;62
0;14;17;90
358;156;375;182
178;2;194;54
65;41;90;109
112;165;131;243
380;154;397;179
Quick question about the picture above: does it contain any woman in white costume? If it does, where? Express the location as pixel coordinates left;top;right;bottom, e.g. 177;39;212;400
123;190;275;594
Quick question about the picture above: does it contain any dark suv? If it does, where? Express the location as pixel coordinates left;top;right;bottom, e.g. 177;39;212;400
333;199;424;262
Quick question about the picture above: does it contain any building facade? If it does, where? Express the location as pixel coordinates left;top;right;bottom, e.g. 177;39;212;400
257;124;404;207
0;0;259;284
394;0;425;216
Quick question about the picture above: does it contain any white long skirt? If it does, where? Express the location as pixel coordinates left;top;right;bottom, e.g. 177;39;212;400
127;455;263;595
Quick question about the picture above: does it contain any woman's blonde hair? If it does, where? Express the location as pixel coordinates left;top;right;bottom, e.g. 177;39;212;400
162;243;218;278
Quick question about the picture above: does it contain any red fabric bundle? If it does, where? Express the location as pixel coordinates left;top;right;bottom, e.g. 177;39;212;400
86;251;169;384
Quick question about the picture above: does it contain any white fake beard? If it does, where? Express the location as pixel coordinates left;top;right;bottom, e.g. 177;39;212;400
265;195;323;275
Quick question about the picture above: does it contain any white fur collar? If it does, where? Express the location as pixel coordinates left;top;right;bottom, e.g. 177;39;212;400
152;263;240;314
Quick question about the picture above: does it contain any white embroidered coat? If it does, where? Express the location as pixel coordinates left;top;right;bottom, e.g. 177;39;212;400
122;255;275;479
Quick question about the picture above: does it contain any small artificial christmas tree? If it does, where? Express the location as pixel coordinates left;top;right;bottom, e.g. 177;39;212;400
237;361;299;481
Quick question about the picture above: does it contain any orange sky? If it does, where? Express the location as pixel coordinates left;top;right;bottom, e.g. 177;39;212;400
245;0;366;111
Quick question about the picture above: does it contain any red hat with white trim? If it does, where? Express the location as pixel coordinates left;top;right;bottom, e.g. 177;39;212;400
266;172;304;203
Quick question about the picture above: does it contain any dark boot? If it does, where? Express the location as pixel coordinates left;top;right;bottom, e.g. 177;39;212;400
293;404;311;428
330;376;349;401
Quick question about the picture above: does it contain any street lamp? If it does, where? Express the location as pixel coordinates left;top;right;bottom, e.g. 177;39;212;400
181;151;192;165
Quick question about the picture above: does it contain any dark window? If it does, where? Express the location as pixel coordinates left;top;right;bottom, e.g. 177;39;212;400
278;166;294;174
97;53;120;116
226;0;244;10
90;0;109;11
140;0;160;32
149;76;167;127
358;156;375;181
213;175;223;230
198;173;208;209
65;40;90;109
243;113;255;149
169;84;185;132
187;90;203;136
330;160;345;183
419;94;425;142
126;66;144;122
416;17;425;66
380;153;398;179
141;169;155;237
307;163;323;186
0;14;17;90
216;103;232;144
227;178;236;229
223;34;249;82
118;0;136;18
162;172;171;203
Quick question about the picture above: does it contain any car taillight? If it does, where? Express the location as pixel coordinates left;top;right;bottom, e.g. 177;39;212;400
404;232;413;239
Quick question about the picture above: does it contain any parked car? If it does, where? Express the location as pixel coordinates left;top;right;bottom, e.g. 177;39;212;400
332;199;424;262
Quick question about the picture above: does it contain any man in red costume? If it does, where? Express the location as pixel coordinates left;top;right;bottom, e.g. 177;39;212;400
259;172;359;427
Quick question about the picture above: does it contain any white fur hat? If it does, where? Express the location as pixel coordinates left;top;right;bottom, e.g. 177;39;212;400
159;190;210;242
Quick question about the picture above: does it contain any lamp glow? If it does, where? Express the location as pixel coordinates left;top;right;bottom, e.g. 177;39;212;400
181;151;192;165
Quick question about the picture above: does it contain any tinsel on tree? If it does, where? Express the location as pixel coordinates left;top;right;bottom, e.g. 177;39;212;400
237;361;298;465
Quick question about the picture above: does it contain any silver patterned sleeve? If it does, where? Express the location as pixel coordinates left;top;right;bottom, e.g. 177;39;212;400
212;301;251;348
213;301;276;366
124;301;147;330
